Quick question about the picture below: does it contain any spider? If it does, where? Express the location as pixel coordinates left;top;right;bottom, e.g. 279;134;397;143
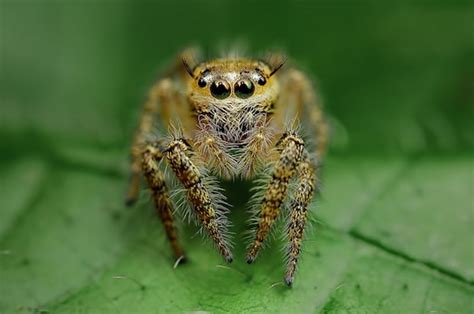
125;48;328;286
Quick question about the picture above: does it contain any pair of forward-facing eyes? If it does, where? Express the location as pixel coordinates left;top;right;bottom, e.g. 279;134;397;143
197;75;267;100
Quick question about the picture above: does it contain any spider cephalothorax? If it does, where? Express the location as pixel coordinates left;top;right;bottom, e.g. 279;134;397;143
126;48;328;286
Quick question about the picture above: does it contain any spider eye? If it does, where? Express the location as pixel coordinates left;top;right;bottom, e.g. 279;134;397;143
198;78;207;88
234;79;255;99
210;80;231;99
257;76;266;86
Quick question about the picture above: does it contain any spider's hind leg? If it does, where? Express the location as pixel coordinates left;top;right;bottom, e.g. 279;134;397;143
125;80;167;206
279;68;329;160
126;52;195;206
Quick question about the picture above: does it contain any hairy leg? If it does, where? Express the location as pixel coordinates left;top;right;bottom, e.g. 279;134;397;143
126;76;193;206
194;115;237;179
241;67;327;179
240;114;274;178
164;138;233;262
141;143;186;261
295;70;328;159
246;132;305;263
278;68;329;159
285;157;316;286
272;69;326;285
126;80;168;206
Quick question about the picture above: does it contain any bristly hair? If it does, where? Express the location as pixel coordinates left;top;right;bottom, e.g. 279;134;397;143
167;119;186;141
216;40;249;59
180;47;202;78
194;125;238;179
181;58;194;78
243;148;285;251
263;52;287;77
170;166;233;249
238;115;276;178
281;174;301;265
164;134;234;249
244;163;273;247
282;156;318;271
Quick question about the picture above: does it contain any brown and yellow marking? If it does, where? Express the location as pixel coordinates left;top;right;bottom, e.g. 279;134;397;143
165;139;233;262
141;144;185;261
126;47;328;286
246;133;305;263
285;158;315;286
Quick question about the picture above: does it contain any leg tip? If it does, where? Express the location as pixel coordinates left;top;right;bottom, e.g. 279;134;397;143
246;256;255;264
125;197;137;207
285;276;294;287
225;255;233;264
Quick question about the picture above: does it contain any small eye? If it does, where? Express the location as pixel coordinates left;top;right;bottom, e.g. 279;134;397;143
210;80;231;99
234;79;255;98
198;78;207;88
257;76;266;86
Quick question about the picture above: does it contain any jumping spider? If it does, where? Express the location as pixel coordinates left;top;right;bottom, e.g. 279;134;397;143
126;48;328;286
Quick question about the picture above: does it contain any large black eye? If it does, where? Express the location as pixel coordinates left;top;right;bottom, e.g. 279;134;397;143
210;80;231;99
198;78;207;88
234;79;255;98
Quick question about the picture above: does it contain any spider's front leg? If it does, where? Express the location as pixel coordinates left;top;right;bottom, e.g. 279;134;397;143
285;157;315;286
246;132;304;258
164;138;233;263
246;131;315;286
141;143;186;262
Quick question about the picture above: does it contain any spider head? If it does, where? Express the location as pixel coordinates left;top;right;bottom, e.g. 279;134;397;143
181;53;286;143
184;58;283;104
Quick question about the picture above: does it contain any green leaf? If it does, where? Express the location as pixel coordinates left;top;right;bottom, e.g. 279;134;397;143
1;154;472;313
0;160;47;237
353;156;474;282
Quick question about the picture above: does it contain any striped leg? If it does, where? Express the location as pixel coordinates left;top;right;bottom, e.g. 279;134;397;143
285;158;316;286
279;68;329;159
164;138;233;263
126;77;192;206
142;143;185;262
126;80;166;206
246;132;305;264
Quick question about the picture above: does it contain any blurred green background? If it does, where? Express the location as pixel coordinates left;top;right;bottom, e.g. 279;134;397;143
1;1;473;313
2;1;473;155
